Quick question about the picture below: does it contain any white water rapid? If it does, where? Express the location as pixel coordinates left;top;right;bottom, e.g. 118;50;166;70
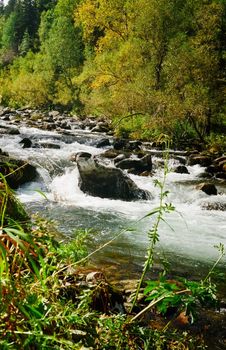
0;121;225;274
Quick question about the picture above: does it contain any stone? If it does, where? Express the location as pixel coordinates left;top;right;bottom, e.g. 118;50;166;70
214;156;226;164
116;154;152;173
39;142;60;149
113;138;128;150
91;123;110;133
8;127;20;135
70;152;91;162
128;140;142;151
95;138;110;148
201;202;226;211
219;160;226;171
198;172;212;179
0;126;20;135
188;155;212;167
0;155;38;189
197;183;218;196
114;154;127;164
102;149;119;159
48;110;60;118
206;165;220;175
77;154;151;201
19;138;32;148
215;172;226;180
173;156;186;165
173;165;189;174
0;182;29;225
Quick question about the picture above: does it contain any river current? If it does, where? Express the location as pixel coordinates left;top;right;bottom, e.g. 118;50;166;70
0;121;225;277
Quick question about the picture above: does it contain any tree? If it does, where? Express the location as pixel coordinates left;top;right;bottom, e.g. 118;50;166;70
39;0;84;107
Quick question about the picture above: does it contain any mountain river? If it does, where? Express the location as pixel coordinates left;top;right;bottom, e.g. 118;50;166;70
0;118;225;279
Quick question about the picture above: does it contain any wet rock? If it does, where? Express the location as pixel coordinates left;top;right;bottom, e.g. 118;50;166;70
113;138;128;150
83;118;97;129
215;172;226;180
197;172;212;179
139;170;152;176
128;140;142;151
188;155;212;167
59;121;71;130
95;138;111;148
102;149;119;159
70;152;91;162
39;142;60;149
0;155;38;189
48;110;60;118
0;126;20;135
91;122;110;133
214;155;226;165
197;183;218;196
174;165;189;174
206;165;220;175
77;154;151;201
42;122;56;131
0;107;11;116
116;154;152;174
19;137;32;148
201;202;226;211
0;182;29;225
8;127;20;135
114;154;127;164
0;148;8;156
173;156;186;165
219;160;226;171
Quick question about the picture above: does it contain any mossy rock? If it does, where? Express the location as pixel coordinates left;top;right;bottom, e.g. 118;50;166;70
0;155;37;189
0;182;29;226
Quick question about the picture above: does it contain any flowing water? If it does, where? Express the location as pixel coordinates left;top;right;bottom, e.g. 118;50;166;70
0;120;225;278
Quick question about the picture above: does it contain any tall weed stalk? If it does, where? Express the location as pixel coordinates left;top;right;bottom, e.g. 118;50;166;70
131;140;175;310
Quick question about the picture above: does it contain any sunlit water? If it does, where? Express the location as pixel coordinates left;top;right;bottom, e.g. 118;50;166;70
0;121;225;276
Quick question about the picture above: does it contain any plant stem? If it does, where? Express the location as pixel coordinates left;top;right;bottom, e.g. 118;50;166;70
130;149;169;312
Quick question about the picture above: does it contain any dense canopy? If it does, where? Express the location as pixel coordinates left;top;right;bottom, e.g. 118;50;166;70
0;0;225;143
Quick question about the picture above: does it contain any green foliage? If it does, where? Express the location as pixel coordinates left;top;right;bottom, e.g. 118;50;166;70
206;133;226;153
144;276;218;323
57;228;91;262
0;0;225;141
0;0;84;109
76;0;226;141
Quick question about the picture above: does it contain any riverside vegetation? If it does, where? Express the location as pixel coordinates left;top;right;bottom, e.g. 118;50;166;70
0;156;225;349
0;0;225;149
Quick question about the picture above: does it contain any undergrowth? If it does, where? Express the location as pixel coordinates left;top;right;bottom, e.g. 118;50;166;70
0;164;224;349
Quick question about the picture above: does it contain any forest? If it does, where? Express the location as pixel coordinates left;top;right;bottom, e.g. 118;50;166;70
0;0;226;145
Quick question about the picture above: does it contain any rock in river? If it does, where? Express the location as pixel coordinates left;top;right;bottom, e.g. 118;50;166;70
0;155;38;189
77;154;151;201
197;183;218;196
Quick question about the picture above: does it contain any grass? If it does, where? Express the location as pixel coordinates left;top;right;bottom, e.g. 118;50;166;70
0;178;223;349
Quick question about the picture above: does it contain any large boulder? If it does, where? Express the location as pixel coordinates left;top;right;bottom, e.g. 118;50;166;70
0;155;38;189
77;154;151;201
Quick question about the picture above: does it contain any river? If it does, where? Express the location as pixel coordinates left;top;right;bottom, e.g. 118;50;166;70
0;117;225;278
